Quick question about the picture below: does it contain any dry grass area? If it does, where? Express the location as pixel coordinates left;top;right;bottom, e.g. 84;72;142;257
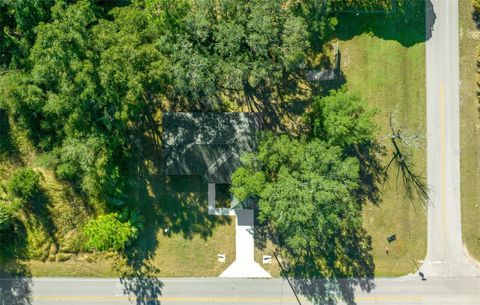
28;219;235;277
254;32;428;278
459;0;480;261
1;123;236;277
151;219;235;277
254;240;281;277
339;34;427;277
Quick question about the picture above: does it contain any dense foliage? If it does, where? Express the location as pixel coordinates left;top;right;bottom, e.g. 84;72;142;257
0;0;339;208
83;213;137;251
309;87;376;149
232;87;378;285
231;134;375;305
0;202;16;231
0;0;416;290
7;168;41;201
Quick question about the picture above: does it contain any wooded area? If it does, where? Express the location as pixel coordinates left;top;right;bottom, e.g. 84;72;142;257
0;1;428;302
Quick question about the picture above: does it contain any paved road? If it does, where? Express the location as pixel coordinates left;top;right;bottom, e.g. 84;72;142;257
1;277;479;305
0;278;480;305
423;0;480;277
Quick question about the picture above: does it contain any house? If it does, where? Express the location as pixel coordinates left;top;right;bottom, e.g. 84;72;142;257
162;112;262;210
163;112;270;278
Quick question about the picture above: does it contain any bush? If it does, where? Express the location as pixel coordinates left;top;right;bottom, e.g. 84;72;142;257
474;0;480;12
8;168;41;200
83;213;137;251
0;202;16;231
56;253;72;262
473;0;480;28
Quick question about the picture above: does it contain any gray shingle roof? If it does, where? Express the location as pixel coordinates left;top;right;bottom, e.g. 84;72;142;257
162;112;262;184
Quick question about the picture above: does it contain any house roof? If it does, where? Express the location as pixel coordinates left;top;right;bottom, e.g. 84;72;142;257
162;112;262;184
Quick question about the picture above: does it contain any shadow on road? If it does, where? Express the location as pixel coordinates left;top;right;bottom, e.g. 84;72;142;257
0;240;32;305
0;272;32;305
0;218;32;305
118;262;164;305
293;278;374;305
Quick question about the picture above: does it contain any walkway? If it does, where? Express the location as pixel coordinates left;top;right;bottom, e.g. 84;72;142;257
422;0;480;277
220;210;271;278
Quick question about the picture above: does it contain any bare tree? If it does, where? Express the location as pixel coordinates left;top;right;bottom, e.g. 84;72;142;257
384;113;428;204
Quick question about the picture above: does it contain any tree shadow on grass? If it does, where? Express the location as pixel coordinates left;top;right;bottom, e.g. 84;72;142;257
0;110;22;165
0;221;32;305
255;214;374;305
334;0;435;47
353;142;387;207
280;227;375;305
117;108;232;302
20;185;60;259
473;7;480;29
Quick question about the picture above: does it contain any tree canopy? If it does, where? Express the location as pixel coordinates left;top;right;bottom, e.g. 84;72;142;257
0;1;424;294
231;133;374;303
309;87;377;149
0;202;16;231
0;0;339;207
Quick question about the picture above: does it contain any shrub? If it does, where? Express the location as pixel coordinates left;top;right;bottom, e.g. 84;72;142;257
474;0;480;12
56;253;72;262
83;213;137;251
473;0;480;28
8;168;41;200
0;202;16;231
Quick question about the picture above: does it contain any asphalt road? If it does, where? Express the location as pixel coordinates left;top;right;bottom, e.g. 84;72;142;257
1;277;479;305
422;0;480;277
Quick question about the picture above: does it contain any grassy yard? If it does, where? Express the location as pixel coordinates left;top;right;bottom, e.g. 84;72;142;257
27;219;235;277
257;35;428;277
255;11;428;277
459;0;480;261
339;35;427;276
0;124;236;277
1;3;429;279
3;184;235;278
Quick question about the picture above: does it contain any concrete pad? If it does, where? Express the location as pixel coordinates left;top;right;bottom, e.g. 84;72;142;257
220;210;271;278
207;183;235;216
219;260;271;278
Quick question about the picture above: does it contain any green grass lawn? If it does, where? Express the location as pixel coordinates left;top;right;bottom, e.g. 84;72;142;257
256;31;427;276
0;170;236;277
27;218;235;277
254;11;428;277
459;0;480;261
31;173;235;277
2;3;429;279
339;34;427;276
0;126;236;277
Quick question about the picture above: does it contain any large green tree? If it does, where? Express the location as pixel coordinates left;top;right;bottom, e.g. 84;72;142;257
309;87;383;205
309;87;377;150
0;0;55;68
142;0;311;108
232;135;374;282
0;1;169;206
